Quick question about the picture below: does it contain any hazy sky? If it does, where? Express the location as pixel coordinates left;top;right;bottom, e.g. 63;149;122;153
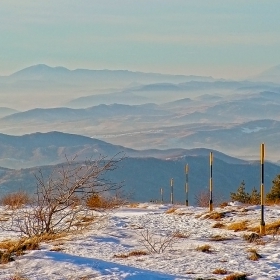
1;0;280;79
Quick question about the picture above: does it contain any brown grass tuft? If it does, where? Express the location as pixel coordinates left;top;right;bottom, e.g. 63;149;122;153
173;232;190;239
213;268;228;275
204;211;226;220
247;248;262;261
4;273;29;280
196;244;211;253
212;222;225;228
210;235;233;241
165;207;177;214
114;250;148;258
223;273;247;280
0;191;30;209
243;233;260;243
227;221;248;232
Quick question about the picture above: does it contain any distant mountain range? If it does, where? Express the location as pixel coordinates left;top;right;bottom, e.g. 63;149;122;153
2;64;215;86
0;131;246;169
255;65;280;83
1;130;275;204
0;153;279;205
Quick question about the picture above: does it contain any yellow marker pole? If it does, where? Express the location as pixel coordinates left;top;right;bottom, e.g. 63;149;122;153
185;164;189;206
160;188;163;204
170;178;174;204
260;143;266;235
209;152;213;212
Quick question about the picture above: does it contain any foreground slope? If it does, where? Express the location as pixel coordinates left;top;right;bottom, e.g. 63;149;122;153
1;203;280;279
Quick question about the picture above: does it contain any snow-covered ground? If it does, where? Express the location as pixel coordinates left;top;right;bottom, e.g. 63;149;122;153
1;203;280;280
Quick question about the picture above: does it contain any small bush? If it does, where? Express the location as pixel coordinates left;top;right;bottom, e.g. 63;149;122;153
196;244;211;253
0;191;30;209
213;268;227;275
86;193;124;210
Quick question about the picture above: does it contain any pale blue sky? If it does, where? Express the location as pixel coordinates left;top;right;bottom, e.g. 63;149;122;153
0;0;280;78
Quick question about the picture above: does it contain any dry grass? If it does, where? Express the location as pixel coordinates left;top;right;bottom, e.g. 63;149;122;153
223;273;247;280
173;232;190;239
212;222;225;228
219;202;229;208
247;248;262;261
114;250;148;258
128;203;139;208
196;244;212;253
213;268;228;275
5;273;29;280
227;221;248;232
204;211;226;220
243;233;260;243
0;191;30;209
165;207;177;214
250;220;280;235
50;246;64;252
210;235;233;242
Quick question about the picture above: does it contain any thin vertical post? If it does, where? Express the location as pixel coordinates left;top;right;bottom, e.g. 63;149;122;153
170;178;174;204
185;164;189;206
260;143;265;235
160;188;163;204
209;152;213;212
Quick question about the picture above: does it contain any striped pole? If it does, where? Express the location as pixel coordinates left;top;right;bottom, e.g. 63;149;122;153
160;188;163;204
260;143;265;235
170;178;174;204
185;164;189;206
209;152;213;212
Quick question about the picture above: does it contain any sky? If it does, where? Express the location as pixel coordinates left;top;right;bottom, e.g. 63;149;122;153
1;0;280;79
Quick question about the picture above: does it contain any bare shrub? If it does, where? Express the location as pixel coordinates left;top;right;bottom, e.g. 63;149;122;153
194;189;224;207
137;229;181;254
194;189;209;207
3;155;123;237
1;191;30;209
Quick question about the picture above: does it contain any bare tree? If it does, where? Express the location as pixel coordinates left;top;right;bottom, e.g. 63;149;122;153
5;155;124;237
137;229;181;254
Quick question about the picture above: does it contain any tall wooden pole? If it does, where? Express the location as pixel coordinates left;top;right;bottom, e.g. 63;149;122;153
209;152;213;212
260;143;266;235
185;164;189;206
170;178;174;204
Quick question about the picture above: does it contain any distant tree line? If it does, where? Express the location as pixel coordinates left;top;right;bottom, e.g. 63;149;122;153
230;174;280;204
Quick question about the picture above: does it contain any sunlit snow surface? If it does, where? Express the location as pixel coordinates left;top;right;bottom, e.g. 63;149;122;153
1;203;280;279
